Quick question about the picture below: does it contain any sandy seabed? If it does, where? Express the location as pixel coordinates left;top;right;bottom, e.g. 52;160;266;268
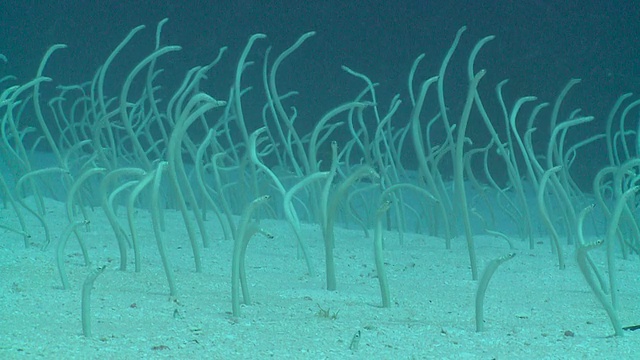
1;199;638;359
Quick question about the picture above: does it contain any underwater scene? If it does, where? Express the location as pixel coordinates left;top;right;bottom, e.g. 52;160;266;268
1;2;639;359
